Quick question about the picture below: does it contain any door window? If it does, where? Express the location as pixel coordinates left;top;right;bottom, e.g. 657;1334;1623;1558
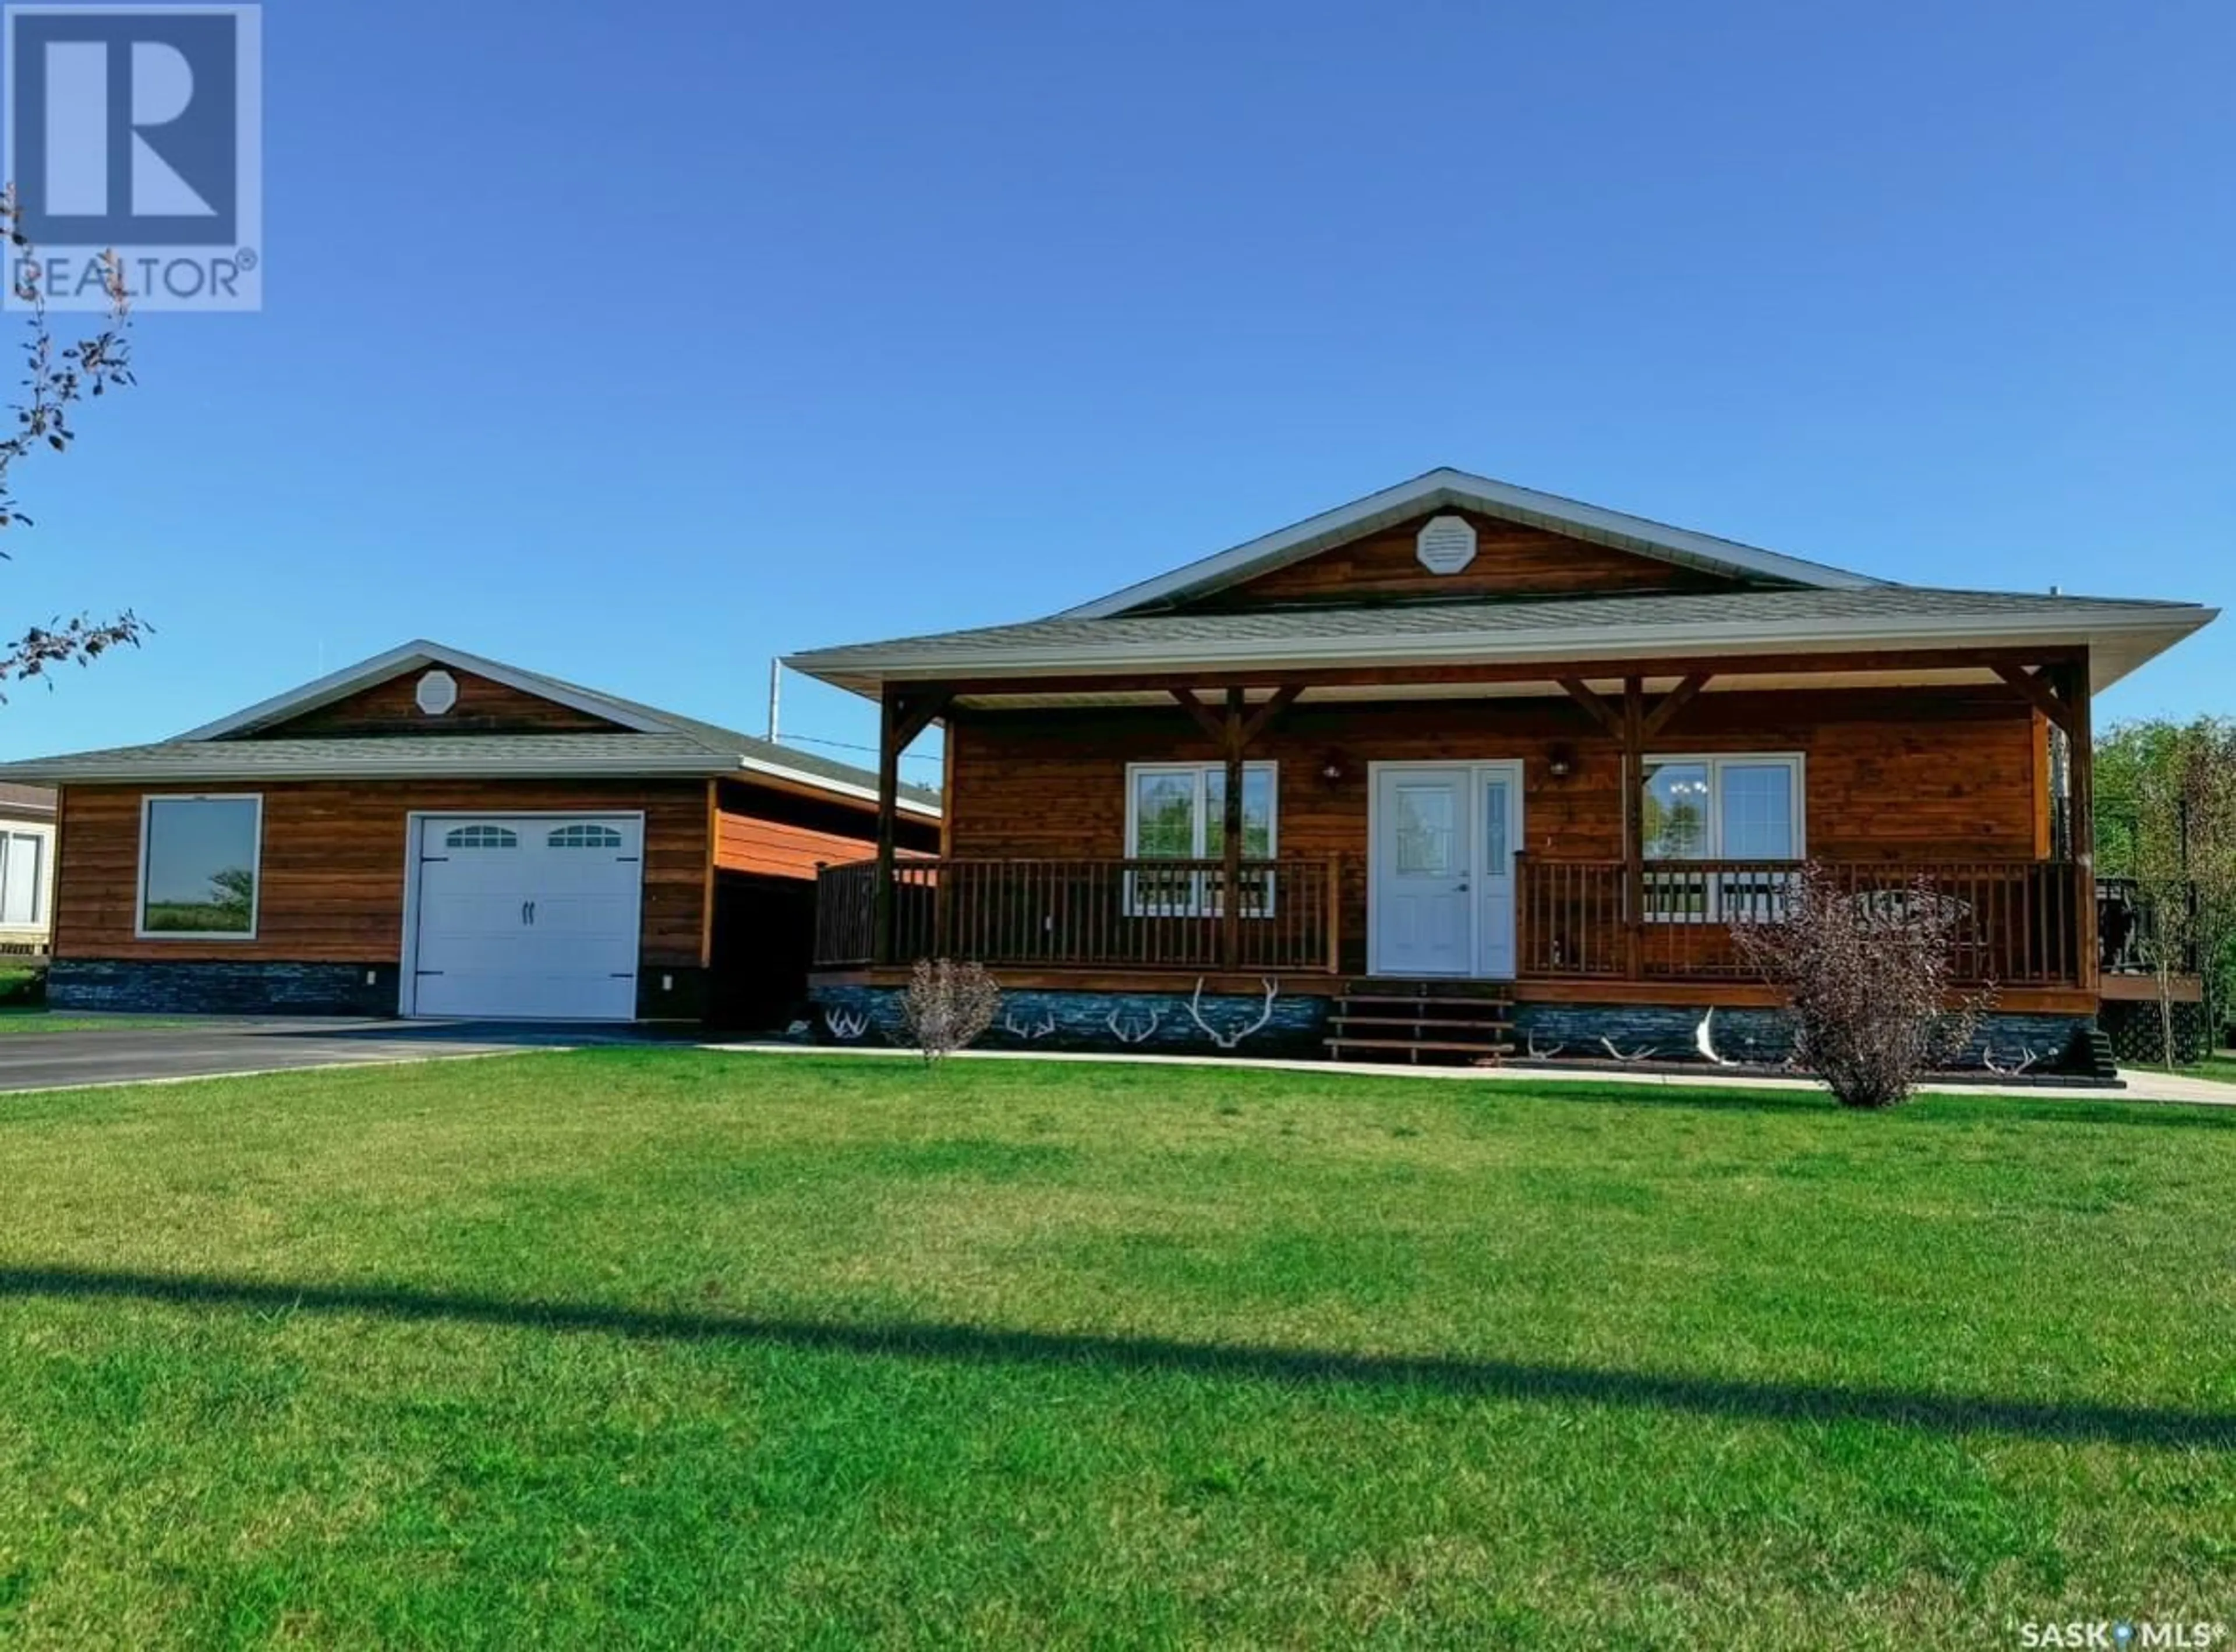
1393;785;1457;876
1483;779;1510;868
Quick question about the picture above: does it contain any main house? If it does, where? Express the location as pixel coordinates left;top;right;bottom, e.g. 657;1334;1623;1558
788;468;2216;1067
0;642;939;1023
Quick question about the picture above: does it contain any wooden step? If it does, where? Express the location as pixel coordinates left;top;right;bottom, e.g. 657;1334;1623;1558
1342;978;1513;999
1329;1013;1515;1032
1338;992;1512;1011
1325;1037;1517;1057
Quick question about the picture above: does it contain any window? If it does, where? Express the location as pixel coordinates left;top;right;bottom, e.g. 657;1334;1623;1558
0;830;45;928
138;796;261;938
1124;762;1276;915
548;823;624;849
444;825;519;850
1639;754;1804;919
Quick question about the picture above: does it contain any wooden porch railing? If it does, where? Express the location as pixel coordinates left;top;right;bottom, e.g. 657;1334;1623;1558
1514;855;2090;987
814;856;1342;974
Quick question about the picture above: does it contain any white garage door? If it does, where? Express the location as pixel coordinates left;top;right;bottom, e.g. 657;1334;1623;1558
409;815;643;1020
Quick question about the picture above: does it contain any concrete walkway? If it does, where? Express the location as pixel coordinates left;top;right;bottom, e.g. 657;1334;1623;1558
703;1040;2236;1107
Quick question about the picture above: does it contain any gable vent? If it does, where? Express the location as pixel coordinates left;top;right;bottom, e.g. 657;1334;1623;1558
1415;514;1477;575
415;668;459;716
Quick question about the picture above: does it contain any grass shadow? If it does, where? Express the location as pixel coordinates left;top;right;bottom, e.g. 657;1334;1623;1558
0;1264;2225;1451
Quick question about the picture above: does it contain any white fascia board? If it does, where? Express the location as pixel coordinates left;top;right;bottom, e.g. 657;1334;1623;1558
733;752;941;818
1055;468;1884;619
2;749;940;815
176;639;680;740
801;605;2215;692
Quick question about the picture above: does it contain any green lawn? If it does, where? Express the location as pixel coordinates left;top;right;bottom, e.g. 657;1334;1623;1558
0;1013;199;1034
0;1051;2228;1647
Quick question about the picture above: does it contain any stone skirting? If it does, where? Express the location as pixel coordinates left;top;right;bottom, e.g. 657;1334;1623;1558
49;960;401;1017
1510;1004;2094;1071
810;982;1329;1057
811;981;2098;1072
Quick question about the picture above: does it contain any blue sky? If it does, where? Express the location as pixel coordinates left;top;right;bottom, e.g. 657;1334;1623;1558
2;0;2228;784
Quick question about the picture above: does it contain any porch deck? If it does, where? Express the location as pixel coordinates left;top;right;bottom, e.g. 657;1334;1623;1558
812;852;2110;1002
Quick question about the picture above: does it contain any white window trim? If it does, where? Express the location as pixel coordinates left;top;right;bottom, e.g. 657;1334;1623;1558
1123;760;1279;918
135;793;265;942
1638;752;1806;923
0;823;53;931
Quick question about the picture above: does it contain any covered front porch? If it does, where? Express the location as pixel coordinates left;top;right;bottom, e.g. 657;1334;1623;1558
812;648;2114;1013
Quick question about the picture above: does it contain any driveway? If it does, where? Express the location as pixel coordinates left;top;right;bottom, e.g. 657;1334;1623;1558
0;1019;672;1096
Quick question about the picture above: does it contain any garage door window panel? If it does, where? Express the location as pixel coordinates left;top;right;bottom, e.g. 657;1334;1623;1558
549;823;625;849
445;825;519;850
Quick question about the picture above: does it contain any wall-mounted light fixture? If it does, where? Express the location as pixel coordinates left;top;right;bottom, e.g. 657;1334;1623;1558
1319;750;1347;786
1546;744;1576;780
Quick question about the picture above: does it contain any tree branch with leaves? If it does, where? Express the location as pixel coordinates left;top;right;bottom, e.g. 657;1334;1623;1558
0;185;146;699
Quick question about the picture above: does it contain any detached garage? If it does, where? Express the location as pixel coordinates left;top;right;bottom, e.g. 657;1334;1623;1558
0;642;940;1024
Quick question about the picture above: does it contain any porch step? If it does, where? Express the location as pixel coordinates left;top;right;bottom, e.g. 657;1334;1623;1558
1342;978;1512;1000
1325;977;1516;1066
1325;1037;1516;1062
1328;1013;1515;1032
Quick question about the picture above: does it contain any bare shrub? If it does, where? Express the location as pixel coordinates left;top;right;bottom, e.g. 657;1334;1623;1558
899;959;1000;1065
1732;863;1991;1108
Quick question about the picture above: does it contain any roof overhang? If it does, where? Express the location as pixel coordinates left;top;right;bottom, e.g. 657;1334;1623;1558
792;603;2214;701
1056;467;1885;619
0;747;942;817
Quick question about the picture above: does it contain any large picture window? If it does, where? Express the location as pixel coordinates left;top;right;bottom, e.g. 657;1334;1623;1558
1639;754;1804;919
138;795;263;938
1125;762;1276;915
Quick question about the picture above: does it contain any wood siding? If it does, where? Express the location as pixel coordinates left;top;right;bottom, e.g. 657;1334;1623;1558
946;688;2043;974
714;815;891;880
243;669;627;738
52;780;710;966
1186;509;1749;610
709;777;932;881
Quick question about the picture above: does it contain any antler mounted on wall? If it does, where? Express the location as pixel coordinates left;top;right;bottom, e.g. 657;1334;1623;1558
1106;1006;1164;1045
1003;1007;1057;1042
1187;977;1279;1050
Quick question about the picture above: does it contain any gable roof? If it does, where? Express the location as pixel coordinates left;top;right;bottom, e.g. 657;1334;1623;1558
791;586;2216;699
1057;466;1887;618
0;641;940;814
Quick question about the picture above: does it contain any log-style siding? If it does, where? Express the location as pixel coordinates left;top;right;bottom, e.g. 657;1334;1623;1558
54;780;711;965
1186;509;1747;610
715;815;890;880
709;777;934;881
244;669;626;738
946;687;2042;974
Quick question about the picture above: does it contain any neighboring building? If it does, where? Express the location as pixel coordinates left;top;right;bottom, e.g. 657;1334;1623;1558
0;642;939;1023
0;781;57;958
788;468;2216;1066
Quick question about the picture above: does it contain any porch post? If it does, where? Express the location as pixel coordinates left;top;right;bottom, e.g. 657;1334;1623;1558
1623;675;1646;982
1221;687;1246;972
2065;656;2098;991
869;685;952;968
872;687;901;967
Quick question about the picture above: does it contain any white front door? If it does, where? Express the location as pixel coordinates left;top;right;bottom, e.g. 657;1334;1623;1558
1372;768;1474;976
1476;765;1523;979
1370;762;1526;981
409;815;643;1020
